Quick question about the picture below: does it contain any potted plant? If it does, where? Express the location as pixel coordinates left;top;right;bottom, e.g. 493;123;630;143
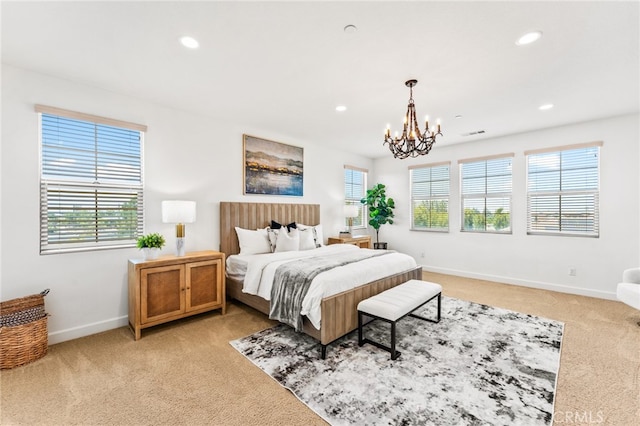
361;183;395;249
136;233;166;260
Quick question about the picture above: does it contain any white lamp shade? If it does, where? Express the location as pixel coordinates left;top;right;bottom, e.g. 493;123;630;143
344;204;359;218
162;200;196;223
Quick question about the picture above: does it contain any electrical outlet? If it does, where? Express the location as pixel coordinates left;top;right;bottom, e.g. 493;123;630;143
569;267;577;276
421;252;425;258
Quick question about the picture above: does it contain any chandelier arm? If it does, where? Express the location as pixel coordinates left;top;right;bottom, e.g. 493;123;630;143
410;102;422;141
401;103;411;141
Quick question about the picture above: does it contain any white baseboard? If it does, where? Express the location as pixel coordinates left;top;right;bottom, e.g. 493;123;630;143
420;265;618;301
48;315;129;345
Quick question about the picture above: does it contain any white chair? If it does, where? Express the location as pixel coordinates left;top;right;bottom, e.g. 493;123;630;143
617;268;640;324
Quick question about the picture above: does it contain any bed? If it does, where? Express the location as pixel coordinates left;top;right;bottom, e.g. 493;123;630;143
220;201;422;357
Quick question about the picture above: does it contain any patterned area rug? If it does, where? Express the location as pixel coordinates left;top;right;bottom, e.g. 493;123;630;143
230;296;564;426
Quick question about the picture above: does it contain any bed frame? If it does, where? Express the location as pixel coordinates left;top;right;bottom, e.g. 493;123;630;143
220;201;422;357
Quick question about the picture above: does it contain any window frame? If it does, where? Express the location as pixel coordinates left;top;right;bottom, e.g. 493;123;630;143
37;105;146;254
459;153;514;234
525;142;601;238
344;165;368;230
409;161;450;232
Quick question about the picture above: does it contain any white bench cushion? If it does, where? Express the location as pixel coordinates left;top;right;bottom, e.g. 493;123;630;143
357;279;442;321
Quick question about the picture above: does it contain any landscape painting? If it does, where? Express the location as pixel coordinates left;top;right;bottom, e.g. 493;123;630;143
243;134;303;196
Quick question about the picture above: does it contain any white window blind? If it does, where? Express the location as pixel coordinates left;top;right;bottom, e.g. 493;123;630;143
410;162;450;231
344;165;367;228
460;154;513;233
526;143;600;237
38;106;145;253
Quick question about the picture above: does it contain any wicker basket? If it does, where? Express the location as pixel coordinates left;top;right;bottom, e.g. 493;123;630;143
0;290;49;369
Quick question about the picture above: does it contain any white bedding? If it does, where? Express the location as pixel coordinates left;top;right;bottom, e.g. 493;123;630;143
226;244;418;329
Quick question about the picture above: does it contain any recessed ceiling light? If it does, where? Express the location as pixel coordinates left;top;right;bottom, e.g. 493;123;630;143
180;36;199;49
539;103;554;110
336;105;347;112
344;25;357;34
455;115;463;119
516;31;542;46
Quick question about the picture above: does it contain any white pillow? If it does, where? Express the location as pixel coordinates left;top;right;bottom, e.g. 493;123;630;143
235;227;271;255
298;223;324;247
275;228;300;252
298;227;317;251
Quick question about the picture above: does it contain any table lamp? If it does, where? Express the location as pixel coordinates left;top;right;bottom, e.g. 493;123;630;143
162;200;196;256
343;204;359;237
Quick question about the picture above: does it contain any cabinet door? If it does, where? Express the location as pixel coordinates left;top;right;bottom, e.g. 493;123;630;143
141;264;185;324
186;259;222;312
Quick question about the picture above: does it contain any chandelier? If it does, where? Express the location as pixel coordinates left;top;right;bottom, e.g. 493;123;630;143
384;79;443;159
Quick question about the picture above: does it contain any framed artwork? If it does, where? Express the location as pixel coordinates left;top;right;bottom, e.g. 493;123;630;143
243;134;304;196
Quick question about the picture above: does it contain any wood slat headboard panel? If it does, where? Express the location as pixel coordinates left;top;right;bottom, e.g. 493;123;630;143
220;202;320;256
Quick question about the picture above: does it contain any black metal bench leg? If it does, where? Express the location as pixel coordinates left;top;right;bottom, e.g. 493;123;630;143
358;311;364;346
408;293;442;324
391;321;399;360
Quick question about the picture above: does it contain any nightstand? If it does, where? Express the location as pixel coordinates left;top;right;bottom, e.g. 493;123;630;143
128;250;225;340
327;235;371;249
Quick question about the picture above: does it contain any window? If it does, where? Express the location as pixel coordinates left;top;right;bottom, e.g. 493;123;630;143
410;162;450;231
460;154;513;233
344;165;367;229
37;105;146;254
526;142;601;237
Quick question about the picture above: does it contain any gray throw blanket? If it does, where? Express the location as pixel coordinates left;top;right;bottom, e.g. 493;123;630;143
269;249;393;331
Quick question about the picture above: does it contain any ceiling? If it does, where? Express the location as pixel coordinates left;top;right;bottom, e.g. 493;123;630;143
2;1;638;159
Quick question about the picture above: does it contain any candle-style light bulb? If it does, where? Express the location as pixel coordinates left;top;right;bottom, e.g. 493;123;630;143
437;118;441;133
425;115;430;131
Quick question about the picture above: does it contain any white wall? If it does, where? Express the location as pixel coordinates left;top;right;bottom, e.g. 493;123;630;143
373;113;640;299
0;64;373;343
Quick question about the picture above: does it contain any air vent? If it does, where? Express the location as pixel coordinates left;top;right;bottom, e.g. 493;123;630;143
461;130;486;137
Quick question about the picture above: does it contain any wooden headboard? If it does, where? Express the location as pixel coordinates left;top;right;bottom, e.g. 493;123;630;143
219;202;320;256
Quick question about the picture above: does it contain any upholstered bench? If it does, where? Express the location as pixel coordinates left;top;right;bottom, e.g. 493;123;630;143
357;279;442;360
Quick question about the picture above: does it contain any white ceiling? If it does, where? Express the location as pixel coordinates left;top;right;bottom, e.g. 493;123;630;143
2;1;638;159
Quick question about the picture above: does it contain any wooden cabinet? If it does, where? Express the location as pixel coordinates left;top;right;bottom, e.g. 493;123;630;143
128;251;225;340
327;235;371;249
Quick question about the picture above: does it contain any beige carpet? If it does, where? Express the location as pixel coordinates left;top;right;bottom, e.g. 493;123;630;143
1;272;638;425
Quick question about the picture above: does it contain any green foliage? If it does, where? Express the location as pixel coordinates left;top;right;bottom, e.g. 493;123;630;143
136;233;166;249
360;183;395;244
413;200;448;229
463;207;510;231
492;207;510;230
47;198;139;243
464;208;486;230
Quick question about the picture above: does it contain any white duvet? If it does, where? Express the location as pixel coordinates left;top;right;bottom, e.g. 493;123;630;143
226;244;418;329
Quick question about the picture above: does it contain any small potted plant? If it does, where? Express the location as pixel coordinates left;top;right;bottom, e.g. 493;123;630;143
361;183;395;249
136;233;166;260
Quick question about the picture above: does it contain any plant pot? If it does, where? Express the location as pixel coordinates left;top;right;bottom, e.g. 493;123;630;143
373;242;388;250
142;247;161;260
